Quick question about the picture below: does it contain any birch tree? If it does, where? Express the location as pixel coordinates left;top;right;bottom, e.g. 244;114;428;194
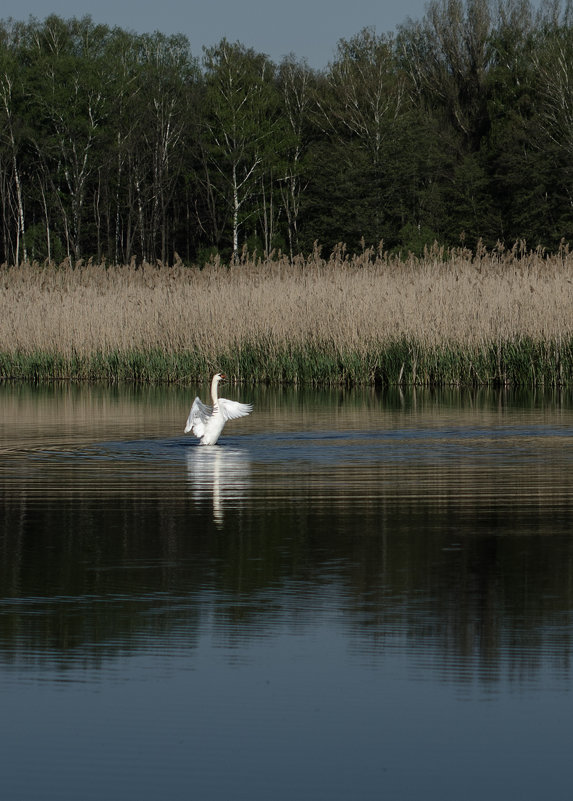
323;28;404;165
130;32;196;262
27;16;113;261
0;51;26;263
277;55;314;260
532;2;573;208
202;39;279;259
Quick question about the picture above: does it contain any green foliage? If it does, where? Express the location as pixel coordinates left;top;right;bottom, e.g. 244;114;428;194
396;223;440;257
0;2;573;264
3;337;573;387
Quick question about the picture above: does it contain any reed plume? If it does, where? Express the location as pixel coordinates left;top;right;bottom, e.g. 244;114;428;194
1;243;572;385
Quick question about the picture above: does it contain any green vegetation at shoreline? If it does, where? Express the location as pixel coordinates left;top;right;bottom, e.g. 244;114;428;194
1;338;572;387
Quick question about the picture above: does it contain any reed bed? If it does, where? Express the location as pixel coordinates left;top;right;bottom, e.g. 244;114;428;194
1;243;573;386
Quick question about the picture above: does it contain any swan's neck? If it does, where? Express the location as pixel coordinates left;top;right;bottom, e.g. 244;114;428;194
210;376;220;407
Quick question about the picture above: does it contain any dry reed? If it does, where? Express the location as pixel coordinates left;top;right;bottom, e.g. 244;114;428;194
1;243;573;385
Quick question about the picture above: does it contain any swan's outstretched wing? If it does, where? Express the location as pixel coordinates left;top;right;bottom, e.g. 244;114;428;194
218;398;253;422
185;397;212;436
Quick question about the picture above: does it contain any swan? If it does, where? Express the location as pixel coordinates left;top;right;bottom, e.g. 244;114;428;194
184;373;252;445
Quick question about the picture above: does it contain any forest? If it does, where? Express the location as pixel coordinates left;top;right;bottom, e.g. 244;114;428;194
1;0;573;267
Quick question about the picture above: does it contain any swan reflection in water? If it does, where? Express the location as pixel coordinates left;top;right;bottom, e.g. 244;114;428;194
186;446;251;525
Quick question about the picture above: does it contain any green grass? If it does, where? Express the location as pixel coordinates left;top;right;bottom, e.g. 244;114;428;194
1;337;573;387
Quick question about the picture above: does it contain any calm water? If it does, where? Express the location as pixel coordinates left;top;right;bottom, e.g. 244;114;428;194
1;382;573;801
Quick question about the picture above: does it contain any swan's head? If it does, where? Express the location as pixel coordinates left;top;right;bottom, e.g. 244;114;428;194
211;372;226;391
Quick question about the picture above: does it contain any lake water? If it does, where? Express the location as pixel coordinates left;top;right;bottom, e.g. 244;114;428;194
1;382;573;801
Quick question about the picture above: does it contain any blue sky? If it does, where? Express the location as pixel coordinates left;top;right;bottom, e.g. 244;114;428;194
1;0;430;68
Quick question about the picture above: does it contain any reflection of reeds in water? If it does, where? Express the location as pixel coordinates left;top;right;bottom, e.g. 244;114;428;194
0;382;189;449
2;245;573;384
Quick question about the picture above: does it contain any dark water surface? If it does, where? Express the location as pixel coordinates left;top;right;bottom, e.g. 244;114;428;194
1;382;573;801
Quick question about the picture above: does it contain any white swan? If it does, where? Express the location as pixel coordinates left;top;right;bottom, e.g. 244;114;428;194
184;373;253;445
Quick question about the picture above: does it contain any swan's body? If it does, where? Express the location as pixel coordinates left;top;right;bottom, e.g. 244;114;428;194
184;373;252;445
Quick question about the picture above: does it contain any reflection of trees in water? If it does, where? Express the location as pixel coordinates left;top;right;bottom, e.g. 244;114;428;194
1;466;573;687
343;524;573;687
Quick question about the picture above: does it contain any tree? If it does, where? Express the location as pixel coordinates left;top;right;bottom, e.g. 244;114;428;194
396;0;497;245
201;39;281;259
317;28;405;245
400;0;493;150
276;56;315;259
25;16;114;261
0;28;27;263
1;7;573;265
125;32;197;263
532;2;573;220
483;0;549;244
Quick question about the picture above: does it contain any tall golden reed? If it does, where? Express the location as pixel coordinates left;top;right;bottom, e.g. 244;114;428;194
2;245;572;349
1;242;573;383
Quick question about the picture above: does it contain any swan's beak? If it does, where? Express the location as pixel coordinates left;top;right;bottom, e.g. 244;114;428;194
220;373;226;381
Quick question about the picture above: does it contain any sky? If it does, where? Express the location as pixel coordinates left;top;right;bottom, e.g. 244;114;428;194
0;0;431;69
